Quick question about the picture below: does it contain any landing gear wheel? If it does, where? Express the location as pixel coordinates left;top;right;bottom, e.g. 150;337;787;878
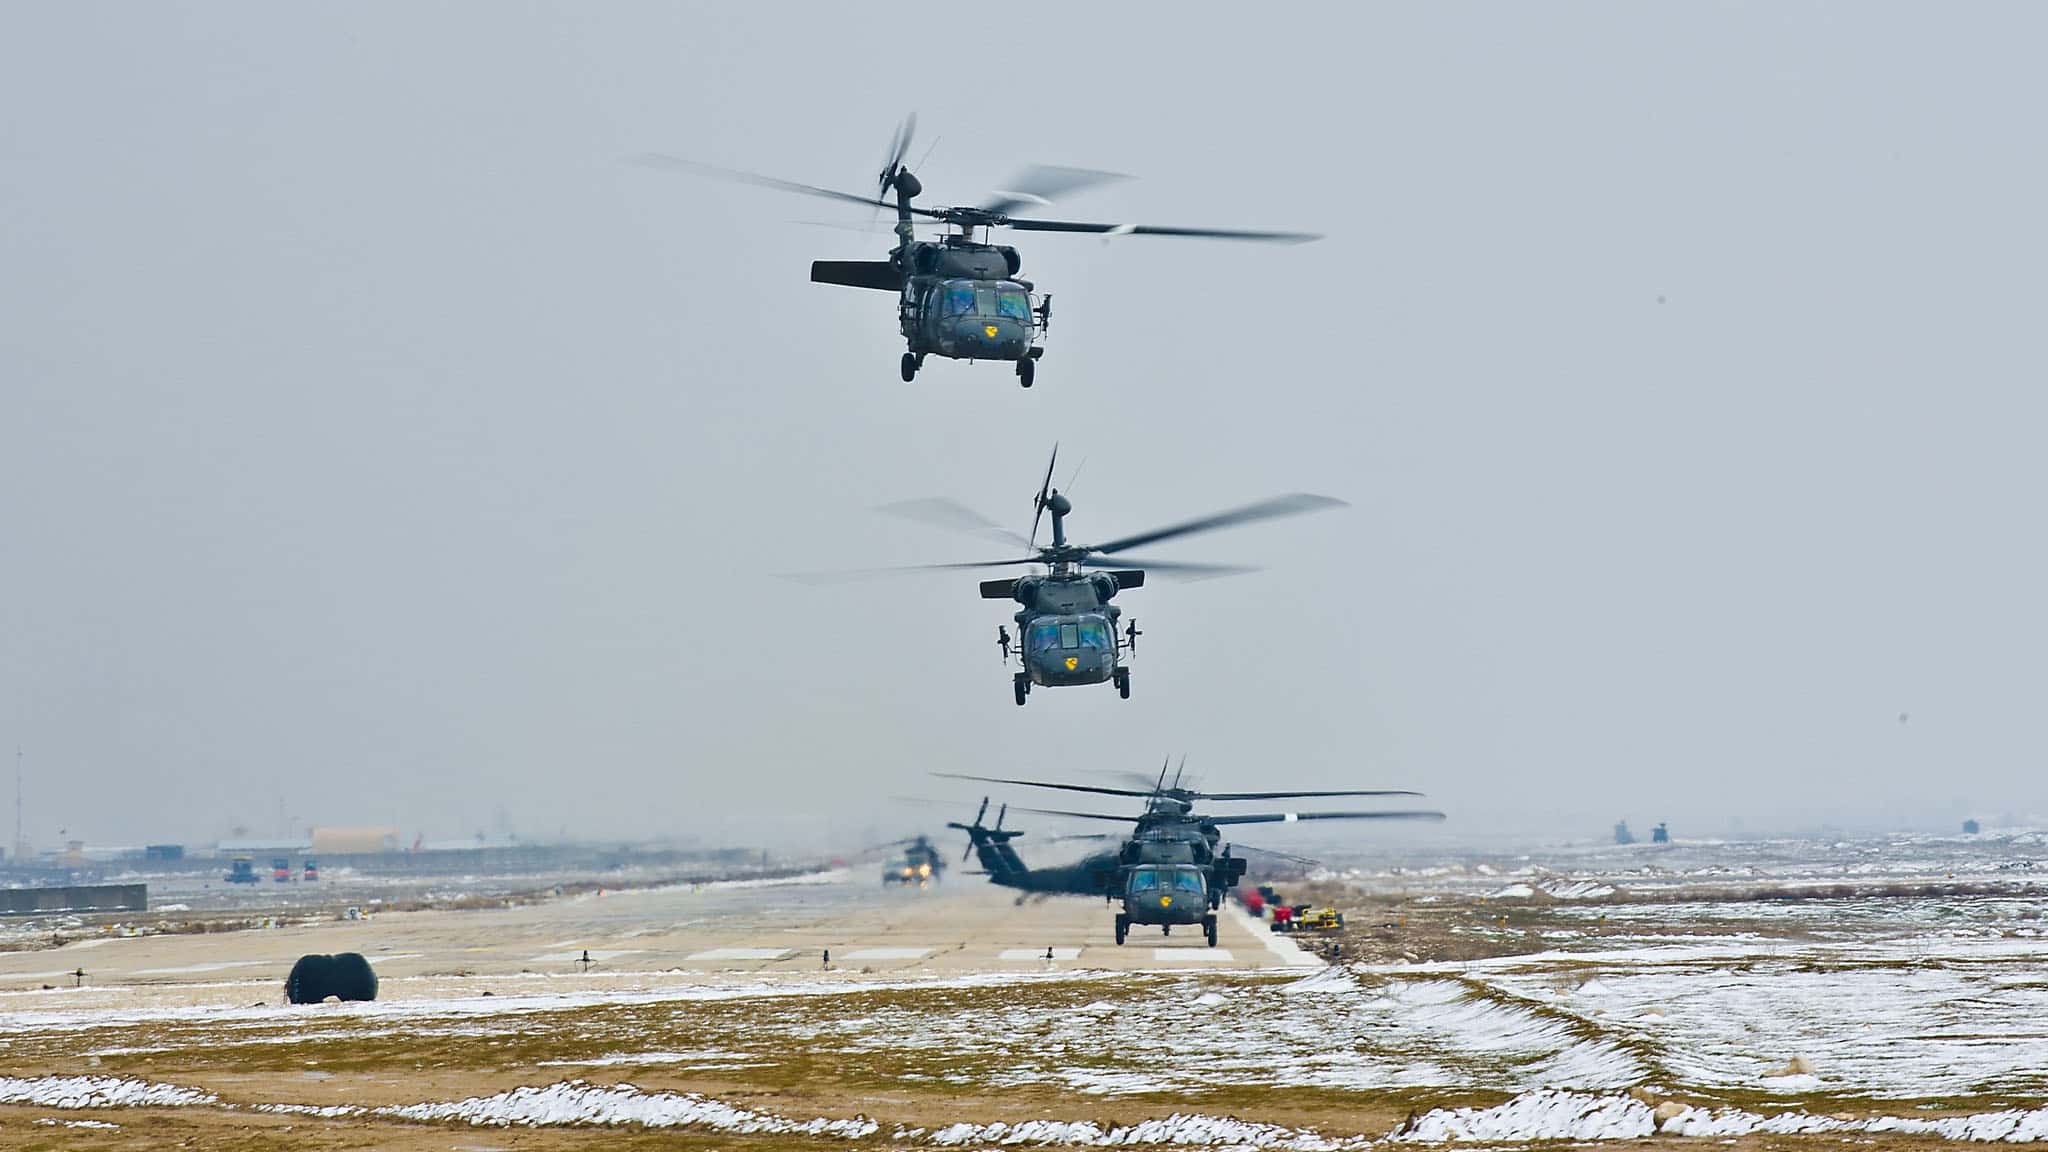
1016;357;1034;388
900;352;918;382
1114;915;1129;945
1013;674;1029;707
1162;924;1171;937
1203;915;1219;947
1114;668;1130;699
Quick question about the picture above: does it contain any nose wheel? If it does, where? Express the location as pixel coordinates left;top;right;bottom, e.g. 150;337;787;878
900;352;921;382
1013;673;1030;707
1015;357;1034;388
1114;667;1131;699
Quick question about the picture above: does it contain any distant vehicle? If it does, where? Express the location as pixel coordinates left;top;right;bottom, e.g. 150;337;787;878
876;835;945;886
1271;905;1344;933
1651;823;1670;844
302;858;320;882
225;856;258;884
272;857;292;882
1613;820;1636;845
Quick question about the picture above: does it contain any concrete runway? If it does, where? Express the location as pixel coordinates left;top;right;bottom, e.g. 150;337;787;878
0;872;1319;998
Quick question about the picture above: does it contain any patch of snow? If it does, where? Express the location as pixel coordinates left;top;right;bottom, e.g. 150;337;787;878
378;1080;877;1137
0;1075;216;1110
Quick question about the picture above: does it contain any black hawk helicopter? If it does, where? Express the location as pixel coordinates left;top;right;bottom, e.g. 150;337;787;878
944;761;1444;946
870;834;946;886
810;446;1344;705
629;115;1318;387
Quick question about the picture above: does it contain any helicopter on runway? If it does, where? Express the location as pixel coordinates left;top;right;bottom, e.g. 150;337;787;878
945;761;1443;946
629;115;1318;387
807;447;1343;704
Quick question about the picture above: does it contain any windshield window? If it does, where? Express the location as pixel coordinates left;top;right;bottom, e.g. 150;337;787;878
996;289;1031;321
1128;869;1161;892
1059;623;1080;649
941;284;977;317
1173;870;1206;894
1077;620;1109;649
1029;623;1060;651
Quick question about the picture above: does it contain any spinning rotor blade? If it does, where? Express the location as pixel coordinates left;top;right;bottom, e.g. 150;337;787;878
1028;444;1059;550
1231;843;1324;867
1090;494;1346;556
1206;810;1447;826
780;557;1043;584
1012;805;1144;823
981;164;1129;217
876;113;917;206
877;498;1032;550
626;154;951;219
1201;789;1426;801
1004;218;1321;243
1078;556;1259;579
933;771;1155;799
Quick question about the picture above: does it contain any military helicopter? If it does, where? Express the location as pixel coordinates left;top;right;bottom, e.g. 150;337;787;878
629;115;1318;387
945;761;1444;946
809;447;1344;705
871;834;946;886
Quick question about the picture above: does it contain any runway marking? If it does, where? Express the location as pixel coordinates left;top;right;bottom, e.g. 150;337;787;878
133;961;268;975
685;948;794;962
1226;903;1324;968
999;948;1081;961
529;949;638;963
366;953;425;964
1151;949;1235;962
838;947;932;961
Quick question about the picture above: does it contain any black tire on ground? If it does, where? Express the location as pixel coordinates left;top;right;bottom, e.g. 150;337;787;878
1016;358;1034;388
328;952;379;1001
1204;915;1219;947
285;953;332;1004
1114;915;1128;945
901;352;918;382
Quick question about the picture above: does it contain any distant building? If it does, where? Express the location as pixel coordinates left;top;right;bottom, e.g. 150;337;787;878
1963;819;1981;835
310;827;400;855
1651;822;1670;844
143;844;185;862
1613;820;1635;845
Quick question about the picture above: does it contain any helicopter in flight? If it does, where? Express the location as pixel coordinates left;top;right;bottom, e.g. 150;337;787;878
810;447;1344;705
945;761;1444;946
629;115;1318;387
870;834;947;886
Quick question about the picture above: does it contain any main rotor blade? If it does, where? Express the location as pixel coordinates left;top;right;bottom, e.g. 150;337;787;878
1201;789;1426;801
1004;218;1321;243
625;154;952;219
1090;493;1346;556
1028;444;1059;550
877;498;1032;550
780;557;1041;584
1231;843;1323;867
933;771;1154;799
1011;805;1142;823
1206;810;1447;826
982;165;1129;217
1078;556;1259;579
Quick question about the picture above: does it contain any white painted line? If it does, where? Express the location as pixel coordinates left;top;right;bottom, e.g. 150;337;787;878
684;947;794;962
999;948;1081;961
838;947;932;961
1152;948;1235;962
365;953;425;964
1226;902;1324;968
528;949;638;963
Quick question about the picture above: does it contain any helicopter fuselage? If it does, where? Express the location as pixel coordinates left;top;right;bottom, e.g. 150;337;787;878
988;569;1135;699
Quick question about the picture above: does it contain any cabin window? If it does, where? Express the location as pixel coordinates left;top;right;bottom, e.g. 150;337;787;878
996;288;1031;321
1059;623;1080;649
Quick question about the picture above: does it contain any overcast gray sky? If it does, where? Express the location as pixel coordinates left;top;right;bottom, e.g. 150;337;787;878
4;3;2046;854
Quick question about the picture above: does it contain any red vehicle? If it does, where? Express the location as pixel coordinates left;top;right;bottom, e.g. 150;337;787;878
272;857;291;882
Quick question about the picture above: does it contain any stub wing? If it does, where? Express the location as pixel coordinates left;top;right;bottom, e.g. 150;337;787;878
811;260;903;292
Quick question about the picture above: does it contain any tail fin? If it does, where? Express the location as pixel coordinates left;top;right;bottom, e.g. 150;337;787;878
947;796;1029;885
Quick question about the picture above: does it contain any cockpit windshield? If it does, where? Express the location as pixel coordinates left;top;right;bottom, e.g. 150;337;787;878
1029;622;1061;652
938;282;1031;322
1076;620;1110;649
1127;867;1205;896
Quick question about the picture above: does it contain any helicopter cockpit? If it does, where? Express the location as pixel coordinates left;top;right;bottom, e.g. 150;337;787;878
1123;865;1208;926
935;280;1033;323
1027;616;1113;655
